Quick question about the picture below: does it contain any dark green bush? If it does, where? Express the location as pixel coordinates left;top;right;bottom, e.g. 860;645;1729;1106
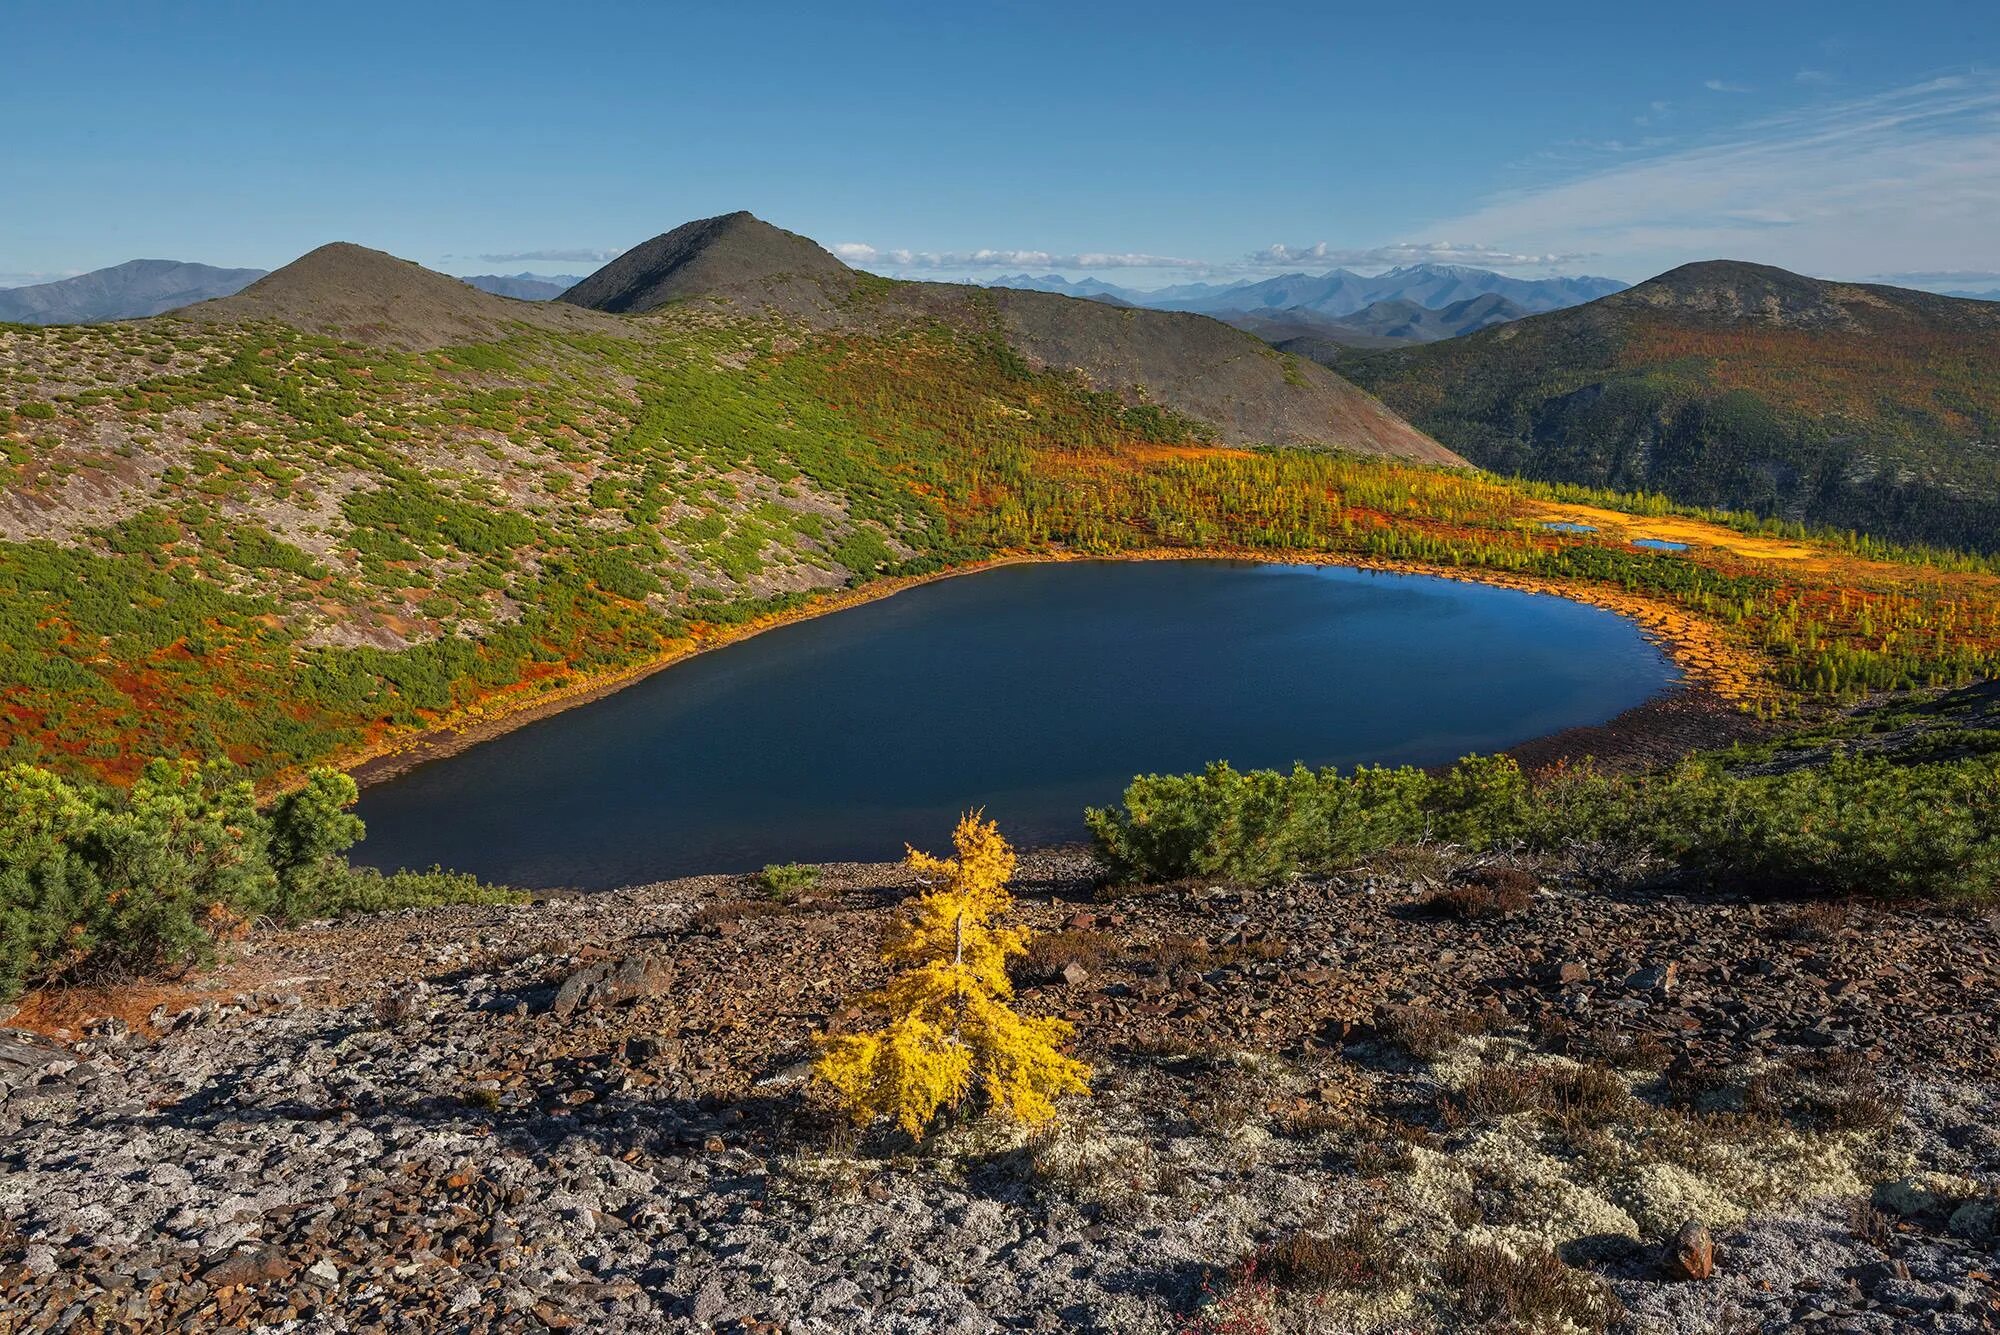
0;759;520;1000
268;768;367;918
288;865;524;919
0;767;105;1001
757;862;822;900
1089;750;2000;901
1084;755;1532;884
1647;755;2000;899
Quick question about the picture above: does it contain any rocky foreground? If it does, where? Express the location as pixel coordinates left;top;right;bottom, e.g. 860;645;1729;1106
3;848;1999;1333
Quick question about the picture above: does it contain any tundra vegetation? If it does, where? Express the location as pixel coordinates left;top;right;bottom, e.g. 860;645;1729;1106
1343;262;2000;552
3;310;2000;791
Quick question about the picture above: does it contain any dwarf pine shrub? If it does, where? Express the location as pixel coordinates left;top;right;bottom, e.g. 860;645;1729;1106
0;759;521;999
757;861;822;900
1089;750;2000;900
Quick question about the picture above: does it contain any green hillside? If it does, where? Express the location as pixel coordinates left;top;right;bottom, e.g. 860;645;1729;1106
1343;261;2000;551
0;224;1456;782
6;234;2000;792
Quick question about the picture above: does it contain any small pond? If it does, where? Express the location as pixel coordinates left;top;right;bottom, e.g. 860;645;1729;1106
354;561;1681;888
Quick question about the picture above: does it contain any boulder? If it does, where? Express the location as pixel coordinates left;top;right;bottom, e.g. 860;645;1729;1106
551;953;675;1018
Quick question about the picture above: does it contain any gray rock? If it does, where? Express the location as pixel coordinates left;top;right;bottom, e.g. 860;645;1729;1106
551;953;675;1018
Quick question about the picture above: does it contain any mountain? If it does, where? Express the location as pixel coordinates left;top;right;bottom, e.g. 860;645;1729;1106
1232;293;1530;347
458;272;588;300
1358;264;1626;315
1209;306;1397;347
1153;270;1377;316
0;260;266;324
561;213;1460;459
183;243;620;347
1138;278;1256;304
1203;294;1535;373
1344;260;2000;550
557;211;855;316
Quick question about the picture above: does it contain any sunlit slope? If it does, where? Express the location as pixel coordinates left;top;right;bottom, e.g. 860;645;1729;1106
1;248;1997;786
1345;261;2000;551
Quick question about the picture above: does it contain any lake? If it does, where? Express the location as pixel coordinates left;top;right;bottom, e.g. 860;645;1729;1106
353;560;1680;888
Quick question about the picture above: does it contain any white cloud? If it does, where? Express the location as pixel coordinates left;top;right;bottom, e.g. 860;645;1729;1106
1876;269;2000;283
1705;78;1755;94
1796;69;1834;85
834;237;1590;280
1248;240;1590;270
1424;75;2000;281
1248;242;1330;265
832;242;1207;271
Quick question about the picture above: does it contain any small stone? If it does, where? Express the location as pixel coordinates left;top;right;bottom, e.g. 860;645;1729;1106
202;1247;290;1289
1061;962;1090;987
1627;961;1681;996
304;1259;340;1288
1669;1219;1715;1281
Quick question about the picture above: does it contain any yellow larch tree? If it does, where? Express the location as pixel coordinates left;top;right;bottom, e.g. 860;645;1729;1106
813;812;1091;1138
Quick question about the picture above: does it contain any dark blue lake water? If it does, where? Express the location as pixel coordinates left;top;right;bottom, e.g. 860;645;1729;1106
353;560;1679;888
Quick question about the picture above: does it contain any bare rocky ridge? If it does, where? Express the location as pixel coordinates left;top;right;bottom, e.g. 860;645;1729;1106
181;242;626;348
1602;260;2000;334
984;287;1464;459
558;212;858;318
4;847;1996;1332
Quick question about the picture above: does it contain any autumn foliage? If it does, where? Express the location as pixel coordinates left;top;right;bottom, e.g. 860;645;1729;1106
814;813;1090;1137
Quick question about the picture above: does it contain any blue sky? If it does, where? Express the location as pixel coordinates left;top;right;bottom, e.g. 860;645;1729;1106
2;0;1996;290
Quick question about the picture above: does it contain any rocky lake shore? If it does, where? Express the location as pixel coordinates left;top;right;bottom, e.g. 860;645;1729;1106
4;846;1999;1333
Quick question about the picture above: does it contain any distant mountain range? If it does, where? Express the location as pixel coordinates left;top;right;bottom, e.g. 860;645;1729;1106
992;264;1624;316
457;272;587;301
0;260;266;324
990;274;1134;301
988;263;1626;349
1228;293;1535;364
1344;260;2000;551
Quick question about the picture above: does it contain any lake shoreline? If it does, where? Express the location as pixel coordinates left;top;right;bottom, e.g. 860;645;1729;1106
340;546;1766;792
